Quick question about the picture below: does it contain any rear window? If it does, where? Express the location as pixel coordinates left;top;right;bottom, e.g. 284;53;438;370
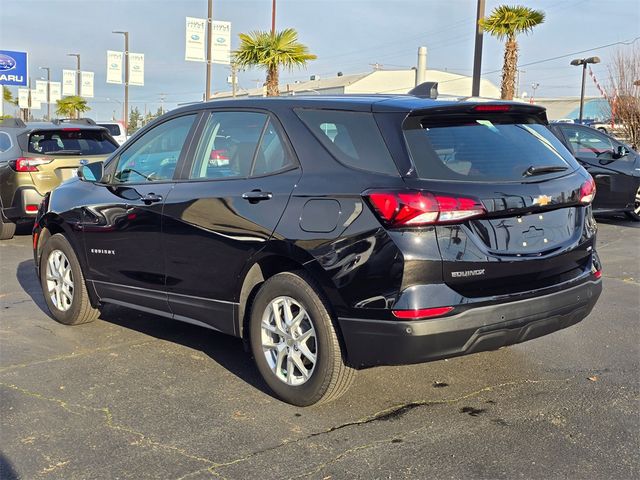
295;109;399;176
28;129;118;156
404;115;578;181
99;124;122;136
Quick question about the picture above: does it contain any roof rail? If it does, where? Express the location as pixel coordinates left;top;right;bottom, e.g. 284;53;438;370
408;82;438;99
0;118;27;128
52;118;96;125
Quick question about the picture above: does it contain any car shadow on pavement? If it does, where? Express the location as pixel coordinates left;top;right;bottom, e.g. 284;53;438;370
16;260;271;397
595;213;640;227
0;452;19;480
17;260;50;315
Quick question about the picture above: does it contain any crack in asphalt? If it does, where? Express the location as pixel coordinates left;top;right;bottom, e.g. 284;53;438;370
0;340;156;373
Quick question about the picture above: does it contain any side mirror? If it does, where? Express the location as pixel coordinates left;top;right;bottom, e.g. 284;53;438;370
613;145;628;159
77;161;104;183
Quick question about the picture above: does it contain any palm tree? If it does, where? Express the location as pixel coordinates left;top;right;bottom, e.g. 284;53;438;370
233;28;316;96
480;5;545;100
3;86;17;105
55;96;90;119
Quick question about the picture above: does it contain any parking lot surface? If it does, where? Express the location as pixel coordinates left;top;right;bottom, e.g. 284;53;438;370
1;217;638;480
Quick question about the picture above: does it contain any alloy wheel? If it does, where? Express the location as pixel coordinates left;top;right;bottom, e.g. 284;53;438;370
46;249;74;312
260;296;317;386
634;186;640;216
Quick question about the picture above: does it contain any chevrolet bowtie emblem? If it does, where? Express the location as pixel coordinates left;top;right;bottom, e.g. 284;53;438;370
533;195;552;206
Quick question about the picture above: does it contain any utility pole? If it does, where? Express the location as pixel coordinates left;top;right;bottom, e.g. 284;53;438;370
159;92;167;114
271;0;276;34
231;63;238;97
471;0;485;97
113;31;129;133
205;0;213;101
67;53;81;96
39;66;51;120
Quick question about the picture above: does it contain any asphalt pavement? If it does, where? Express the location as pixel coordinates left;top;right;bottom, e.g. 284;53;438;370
1;217;638;480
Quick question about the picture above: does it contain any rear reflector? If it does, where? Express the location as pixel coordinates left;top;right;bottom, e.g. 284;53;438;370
392;306;454;320
10;157;53;172
473;104;511;112
580;175;596;204
594;269;602;279
365;190;485;227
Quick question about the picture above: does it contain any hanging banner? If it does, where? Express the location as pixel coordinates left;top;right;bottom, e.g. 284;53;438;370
81;71;94;98
30;90;41;109
62;69;76;96
185;17;206;62
0;50;28;86
106;50;123;84
18;88;29;108
35;80;48;103
129;53;144;86
211;21;231;65
49;81;61;103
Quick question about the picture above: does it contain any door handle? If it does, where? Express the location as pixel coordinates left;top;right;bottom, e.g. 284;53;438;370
140;193;163;204
242;190;273;203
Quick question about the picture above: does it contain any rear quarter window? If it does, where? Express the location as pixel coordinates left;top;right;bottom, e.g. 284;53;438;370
403;114;578;182
0;131;12;153
295;109;399;176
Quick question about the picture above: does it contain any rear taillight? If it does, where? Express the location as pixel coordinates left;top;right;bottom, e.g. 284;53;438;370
579;175;596;204
365;190;486;227
9;157;52;172
392;306;454;320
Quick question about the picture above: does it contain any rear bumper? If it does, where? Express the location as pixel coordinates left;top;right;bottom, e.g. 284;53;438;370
2;187;45;220
338;278;602;368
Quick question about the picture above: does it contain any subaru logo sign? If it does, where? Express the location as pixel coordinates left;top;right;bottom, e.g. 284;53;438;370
0;54;16;71
0;50;27;86
111;63;118;68
191;34;200;40
216;37;225;43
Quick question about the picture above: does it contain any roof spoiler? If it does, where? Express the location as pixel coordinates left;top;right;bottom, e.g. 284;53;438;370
408;82;438;99
52;118;96;125
0;118;27;128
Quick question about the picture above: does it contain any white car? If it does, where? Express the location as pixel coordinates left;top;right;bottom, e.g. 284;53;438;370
97;121;127;145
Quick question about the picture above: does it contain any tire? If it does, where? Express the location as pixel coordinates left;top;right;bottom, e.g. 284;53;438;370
625;186;640;221
39;233;100;325
0;215;16;240
249;271;355;406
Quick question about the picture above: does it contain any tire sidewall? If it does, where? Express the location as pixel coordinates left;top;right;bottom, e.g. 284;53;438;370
249;273;337;406
40;234;87;324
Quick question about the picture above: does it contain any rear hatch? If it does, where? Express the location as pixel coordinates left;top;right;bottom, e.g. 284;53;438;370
399;104;596;297
25;128;117;194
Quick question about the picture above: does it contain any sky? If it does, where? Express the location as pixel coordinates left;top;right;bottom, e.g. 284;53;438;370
1;0;639;121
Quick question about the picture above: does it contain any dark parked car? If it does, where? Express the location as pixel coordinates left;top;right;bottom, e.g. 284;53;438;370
0;118;118;239
33;96;602;406
549;122;640;221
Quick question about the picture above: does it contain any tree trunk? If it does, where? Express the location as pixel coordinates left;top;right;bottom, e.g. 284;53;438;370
266;65;280;97
501;35;519;100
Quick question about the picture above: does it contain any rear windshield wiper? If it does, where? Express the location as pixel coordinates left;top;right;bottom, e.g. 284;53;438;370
522;165;568;177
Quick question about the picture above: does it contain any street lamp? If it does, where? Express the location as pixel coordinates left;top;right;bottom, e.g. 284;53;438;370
67;53;81;96
106;97;124;123
570;56;600;123
113;31;129;133
39;66;51;120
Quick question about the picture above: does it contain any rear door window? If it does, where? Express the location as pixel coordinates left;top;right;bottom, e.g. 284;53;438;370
28;129;118;156
403;115;578;181
296;109;399;176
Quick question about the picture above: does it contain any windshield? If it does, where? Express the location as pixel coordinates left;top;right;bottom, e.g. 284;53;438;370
404;115;579;182
28;129;118;156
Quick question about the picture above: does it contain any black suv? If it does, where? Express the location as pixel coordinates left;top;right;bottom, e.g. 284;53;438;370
33;96;602;406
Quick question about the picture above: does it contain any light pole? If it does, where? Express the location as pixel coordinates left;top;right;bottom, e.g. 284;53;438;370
530;82;539;104
113;31;129;133
106;97;123;123
205;0;213;101
471;0;485;97
570;56;600;123
67;53;81;96
39;66;51;120
271;0;277;34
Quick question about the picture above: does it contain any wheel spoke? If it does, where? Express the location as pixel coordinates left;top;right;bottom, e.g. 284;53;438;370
298;342;316;364
286;355;294;384
290;310;306;332
275;344;287;376
297;328;314;345
282;298;294;326
291;353;310;380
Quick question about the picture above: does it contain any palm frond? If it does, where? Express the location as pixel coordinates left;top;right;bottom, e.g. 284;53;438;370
480;5;545;40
